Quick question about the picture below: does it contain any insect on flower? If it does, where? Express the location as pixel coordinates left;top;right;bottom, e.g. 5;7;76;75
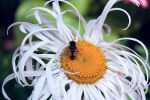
69;41;77;60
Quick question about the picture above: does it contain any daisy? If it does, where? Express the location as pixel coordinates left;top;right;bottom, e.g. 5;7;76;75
2;0;150;100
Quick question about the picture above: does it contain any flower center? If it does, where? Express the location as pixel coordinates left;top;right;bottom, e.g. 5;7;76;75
61;41;106;84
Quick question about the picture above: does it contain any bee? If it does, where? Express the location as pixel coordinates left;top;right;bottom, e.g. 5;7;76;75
69;41;77;60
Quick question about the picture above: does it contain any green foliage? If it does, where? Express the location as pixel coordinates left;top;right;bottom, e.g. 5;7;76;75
61;0;92;15
103;32;119;42
15;0;46;23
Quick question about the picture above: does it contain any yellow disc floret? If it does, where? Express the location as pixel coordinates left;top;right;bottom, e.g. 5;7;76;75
61;41;106;84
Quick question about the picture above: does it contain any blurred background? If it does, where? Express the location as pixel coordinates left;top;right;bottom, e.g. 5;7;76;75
0;0;150;99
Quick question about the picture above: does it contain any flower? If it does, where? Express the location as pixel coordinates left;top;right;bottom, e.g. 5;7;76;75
126;0;150;8
2;0;150;100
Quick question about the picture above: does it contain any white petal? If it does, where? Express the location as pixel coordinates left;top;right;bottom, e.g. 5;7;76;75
32;74;46;100
19;24;27;33
2;74;15;100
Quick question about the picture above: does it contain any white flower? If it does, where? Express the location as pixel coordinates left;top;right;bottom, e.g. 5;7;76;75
2;0;150;100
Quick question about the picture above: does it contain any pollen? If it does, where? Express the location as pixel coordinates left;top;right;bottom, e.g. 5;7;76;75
61;41;106;84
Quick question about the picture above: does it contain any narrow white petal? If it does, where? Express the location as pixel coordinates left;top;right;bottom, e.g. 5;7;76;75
2;74;15;100
32;74;46;100
110;8;131;30
112;37;149;62
19;24;27;33
18;41;48;85
34;10;42;24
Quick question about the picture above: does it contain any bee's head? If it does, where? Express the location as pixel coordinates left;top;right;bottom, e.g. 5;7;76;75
69;41;76;45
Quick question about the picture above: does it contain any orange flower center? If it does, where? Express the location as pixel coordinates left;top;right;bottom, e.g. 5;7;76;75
61;41;106;84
